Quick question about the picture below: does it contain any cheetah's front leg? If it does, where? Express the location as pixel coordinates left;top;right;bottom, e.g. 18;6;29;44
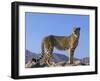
67;48;75;64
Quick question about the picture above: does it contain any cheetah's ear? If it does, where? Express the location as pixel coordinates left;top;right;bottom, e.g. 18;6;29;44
73;25;76;31
73;25;80;31
73;27;76;31
73;25;78;30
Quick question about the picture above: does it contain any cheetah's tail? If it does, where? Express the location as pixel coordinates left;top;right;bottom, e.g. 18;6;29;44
40;41;45;59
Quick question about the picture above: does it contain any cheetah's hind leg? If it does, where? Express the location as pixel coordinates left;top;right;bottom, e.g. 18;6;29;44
45;49;53;67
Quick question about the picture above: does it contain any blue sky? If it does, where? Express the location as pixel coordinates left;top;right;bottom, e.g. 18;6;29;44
25;12;89;59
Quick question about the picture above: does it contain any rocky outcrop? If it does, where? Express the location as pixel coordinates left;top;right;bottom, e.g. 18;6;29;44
25;50;89;68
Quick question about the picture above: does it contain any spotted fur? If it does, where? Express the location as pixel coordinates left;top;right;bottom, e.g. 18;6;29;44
40;27;80;66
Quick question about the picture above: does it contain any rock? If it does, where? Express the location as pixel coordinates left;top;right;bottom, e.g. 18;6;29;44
81;57;89;65
74;60;81;65
25;60;37;68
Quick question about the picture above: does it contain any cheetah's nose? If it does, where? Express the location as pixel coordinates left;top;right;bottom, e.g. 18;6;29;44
77;27;80;30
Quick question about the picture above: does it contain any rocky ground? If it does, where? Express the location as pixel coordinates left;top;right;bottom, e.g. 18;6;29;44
25;50;89;68
25;60;89;68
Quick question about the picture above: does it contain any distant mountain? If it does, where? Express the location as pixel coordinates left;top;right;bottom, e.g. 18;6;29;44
81;57;89;65
50;53;67;62
25;50;40;63
25;50;67;63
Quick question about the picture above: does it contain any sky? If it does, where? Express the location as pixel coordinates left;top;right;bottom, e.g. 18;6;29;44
25;12;89;59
